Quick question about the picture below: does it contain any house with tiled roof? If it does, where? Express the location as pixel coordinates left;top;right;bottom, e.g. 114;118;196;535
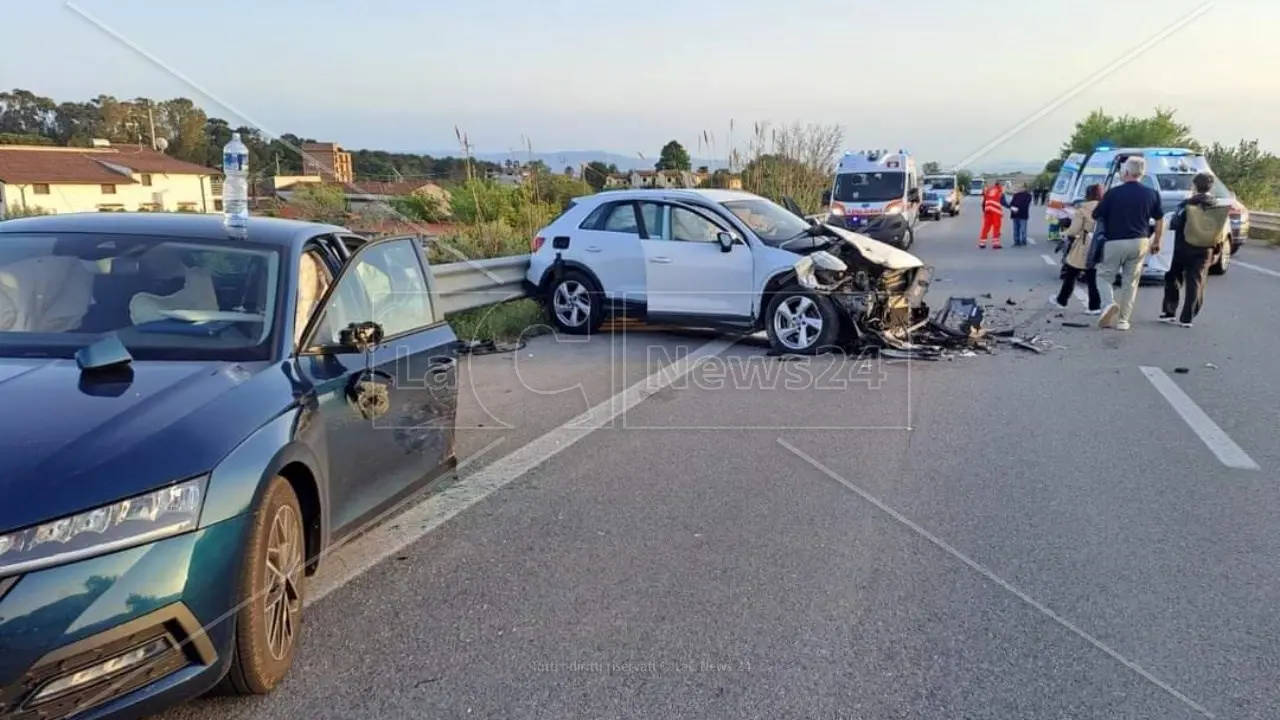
0;141;221;217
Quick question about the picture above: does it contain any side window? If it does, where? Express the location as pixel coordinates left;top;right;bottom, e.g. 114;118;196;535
578;203;608;230
309;239;434;347
1141;175;1159;191
600;203;640;234
670;207;723;243
637;202;667;239
295;248;334;346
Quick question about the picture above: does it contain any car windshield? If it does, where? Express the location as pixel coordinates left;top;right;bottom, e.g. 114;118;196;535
832;172;905;203
0;232;282;362
925;177;954;190
720;198;811;246
1156;173;1232;199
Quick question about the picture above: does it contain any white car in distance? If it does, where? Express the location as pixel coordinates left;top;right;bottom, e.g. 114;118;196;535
523;189;931;355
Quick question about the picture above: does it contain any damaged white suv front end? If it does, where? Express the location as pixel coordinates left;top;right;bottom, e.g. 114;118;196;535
766;223;933;355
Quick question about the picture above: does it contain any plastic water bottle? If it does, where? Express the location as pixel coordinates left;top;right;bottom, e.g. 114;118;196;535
221;133;250;231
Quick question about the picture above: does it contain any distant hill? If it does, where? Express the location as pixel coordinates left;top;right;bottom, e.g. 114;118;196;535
419;149;723;172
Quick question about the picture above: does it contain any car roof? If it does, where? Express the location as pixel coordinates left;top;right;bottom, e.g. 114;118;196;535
584;188;761;204
0;212;350;249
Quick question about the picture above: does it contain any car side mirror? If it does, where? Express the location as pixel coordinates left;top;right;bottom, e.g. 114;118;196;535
716;231;734;253
821;190;832;206
339;321;385;353
907;188;921;203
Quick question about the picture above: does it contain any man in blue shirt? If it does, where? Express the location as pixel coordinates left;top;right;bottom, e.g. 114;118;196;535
1091;156;1164;330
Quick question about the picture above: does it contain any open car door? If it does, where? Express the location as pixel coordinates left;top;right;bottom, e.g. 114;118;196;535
295;234;458;538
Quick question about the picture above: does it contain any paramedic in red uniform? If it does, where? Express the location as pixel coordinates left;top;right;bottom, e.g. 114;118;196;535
979;181;1005;248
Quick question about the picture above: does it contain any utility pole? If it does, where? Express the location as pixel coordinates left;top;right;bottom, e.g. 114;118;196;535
147;101;158;151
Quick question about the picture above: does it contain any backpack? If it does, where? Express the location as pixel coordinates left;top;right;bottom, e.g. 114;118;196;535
1182;203;1230;248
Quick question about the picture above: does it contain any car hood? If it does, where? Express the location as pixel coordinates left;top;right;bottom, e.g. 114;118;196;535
822;224;925;270
0;358;289;533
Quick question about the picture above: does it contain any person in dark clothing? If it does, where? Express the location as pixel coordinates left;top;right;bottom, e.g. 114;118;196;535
1160;172;1227;328
1008;184;1033;246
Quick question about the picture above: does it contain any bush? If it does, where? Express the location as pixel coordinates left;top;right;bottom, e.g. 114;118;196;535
736;122;842;214
2;203;52;219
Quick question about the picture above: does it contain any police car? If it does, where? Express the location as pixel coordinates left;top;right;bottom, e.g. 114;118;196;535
820;149;922;249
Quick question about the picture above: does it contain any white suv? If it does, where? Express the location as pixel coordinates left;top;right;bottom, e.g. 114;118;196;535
523;189;930;355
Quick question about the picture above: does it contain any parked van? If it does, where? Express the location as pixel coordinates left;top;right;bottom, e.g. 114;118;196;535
968;177;985;196
821;149;922;249
922;174;962;216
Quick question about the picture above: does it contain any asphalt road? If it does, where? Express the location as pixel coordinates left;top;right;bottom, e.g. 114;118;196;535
162;197;1280;720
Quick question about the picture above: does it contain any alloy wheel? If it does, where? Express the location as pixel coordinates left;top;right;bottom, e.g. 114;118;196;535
552;281;590;328
263;505;303;661
773;295;823;351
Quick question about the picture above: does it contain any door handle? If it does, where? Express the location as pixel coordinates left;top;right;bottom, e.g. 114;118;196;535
649;257;673;263
585;245;602;252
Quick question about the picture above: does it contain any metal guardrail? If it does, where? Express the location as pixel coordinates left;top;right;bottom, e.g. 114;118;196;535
430;254;532;315
1250;211;1280;233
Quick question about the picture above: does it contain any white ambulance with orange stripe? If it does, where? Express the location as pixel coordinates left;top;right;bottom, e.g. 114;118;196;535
820;149;922;249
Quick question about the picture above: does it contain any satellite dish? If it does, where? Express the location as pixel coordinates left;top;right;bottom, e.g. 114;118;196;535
155;137;169;152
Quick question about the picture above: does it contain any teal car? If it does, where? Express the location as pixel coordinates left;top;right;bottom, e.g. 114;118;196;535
0;213;458;719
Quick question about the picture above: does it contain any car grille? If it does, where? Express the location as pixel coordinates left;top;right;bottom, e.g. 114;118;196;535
0;604;215;720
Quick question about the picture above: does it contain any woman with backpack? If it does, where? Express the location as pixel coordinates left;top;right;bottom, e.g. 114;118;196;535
1160;172;1230;328
1049;183;1103;314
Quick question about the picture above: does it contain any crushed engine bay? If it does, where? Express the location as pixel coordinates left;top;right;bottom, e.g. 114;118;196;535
790;232;1045;360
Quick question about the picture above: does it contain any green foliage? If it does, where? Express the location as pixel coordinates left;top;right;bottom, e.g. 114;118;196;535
738;122;843;214
656;140;691;171
1205;139;1280;210
956;170;974;192
390;192;448;223
581;160;618;191
0;132;53;145
1060;107;1198;159
1043;158;1063;174
447;298;548;343
922;161;941;174
289;184;348;224
2;203;53;219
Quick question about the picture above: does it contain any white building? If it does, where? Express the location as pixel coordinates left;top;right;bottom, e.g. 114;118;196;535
0;141;221;217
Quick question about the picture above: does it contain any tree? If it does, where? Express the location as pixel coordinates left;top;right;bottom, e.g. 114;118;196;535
956;170;974;192
1060;107;1198;159
1043;158;1063;174
582;160;617;191
564;165;575;177
922;161;941;174
656;140;691;171
1205;139;1280;209
738;122;843;213
523;159;551;177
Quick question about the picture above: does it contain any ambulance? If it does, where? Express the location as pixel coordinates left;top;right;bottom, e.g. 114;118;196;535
1043;146;1136;248
820;149;922;249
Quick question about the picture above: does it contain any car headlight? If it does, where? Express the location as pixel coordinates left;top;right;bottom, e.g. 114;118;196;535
0;477;206;577
884;205;901;215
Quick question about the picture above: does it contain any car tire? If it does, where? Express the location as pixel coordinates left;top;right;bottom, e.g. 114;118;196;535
1209;242;1230;275
764;286;842;356
903;225;916;249
218;476;305;696
546;271;604;335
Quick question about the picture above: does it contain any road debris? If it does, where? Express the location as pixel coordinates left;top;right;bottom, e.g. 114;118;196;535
1174;367;1190;374
1205;362;1218;369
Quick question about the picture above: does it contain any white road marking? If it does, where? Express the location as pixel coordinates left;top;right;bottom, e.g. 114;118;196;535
1026;237;1037;245
305;338;733;604
779;438;1217;719
1233;260;1280;279
1139;366;1260;471
1041;254;1057;266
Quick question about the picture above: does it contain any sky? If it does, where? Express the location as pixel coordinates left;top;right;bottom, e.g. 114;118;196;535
2;0;1279;169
